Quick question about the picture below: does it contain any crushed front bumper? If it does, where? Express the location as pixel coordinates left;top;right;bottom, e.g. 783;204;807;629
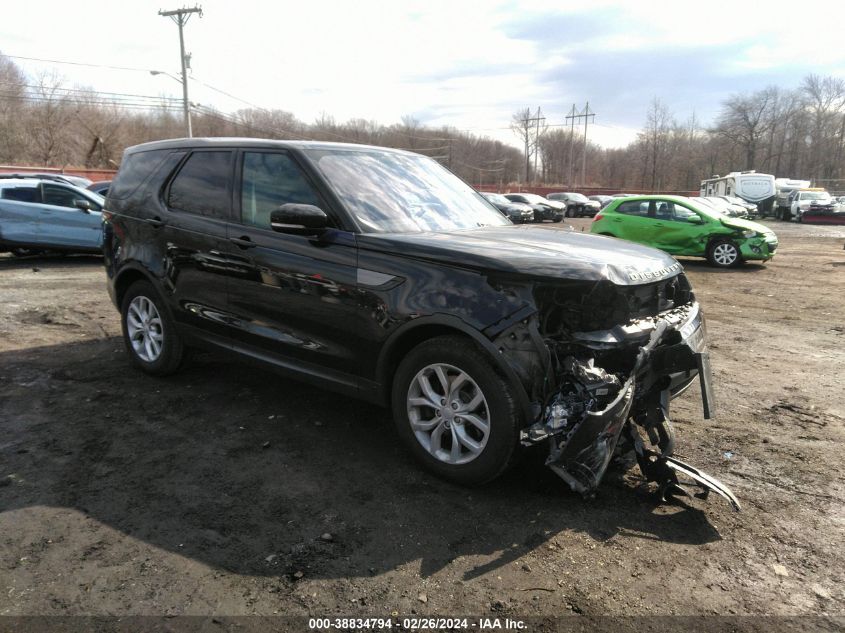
524;302;738;511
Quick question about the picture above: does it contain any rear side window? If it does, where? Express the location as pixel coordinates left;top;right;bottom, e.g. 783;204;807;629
167;151;233;219
240;152;322;229
110;149;170;200
617;200;649;216
1;186;40;203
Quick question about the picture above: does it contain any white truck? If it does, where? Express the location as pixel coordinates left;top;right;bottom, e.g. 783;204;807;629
774;178;811;220
700;171;776;216
787;188;835;222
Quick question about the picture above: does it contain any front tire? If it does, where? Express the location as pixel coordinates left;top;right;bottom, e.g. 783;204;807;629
121;280;185;375
391;336;523;486
707;239;741;268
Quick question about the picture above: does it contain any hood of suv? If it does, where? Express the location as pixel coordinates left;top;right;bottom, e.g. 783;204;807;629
358;225;681;286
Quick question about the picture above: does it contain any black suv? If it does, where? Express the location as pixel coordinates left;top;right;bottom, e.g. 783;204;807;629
103;138;737;509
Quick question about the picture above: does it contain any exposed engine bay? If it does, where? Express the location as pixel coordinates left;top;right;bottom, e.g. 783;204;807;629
491;272;740;511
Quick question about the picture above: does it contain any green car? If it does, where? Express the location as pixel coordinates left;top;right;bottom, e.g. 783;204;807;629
590;195;778;268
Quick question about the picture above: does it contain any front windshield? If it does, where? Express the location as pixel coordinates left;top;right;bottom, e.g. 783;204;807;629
305;148;510;233
801;192;829;201
568;193;589;202
518;193;547;204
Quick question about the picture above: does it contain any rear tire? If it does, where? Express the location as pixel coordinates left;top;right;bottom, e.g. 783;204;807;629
11;248;41;257
391;336;523;486
120;280;185;376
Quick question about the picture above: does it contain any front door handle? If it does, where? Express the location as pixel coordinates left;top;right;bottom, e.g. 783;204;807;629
148;216;164;228
230;236;257;249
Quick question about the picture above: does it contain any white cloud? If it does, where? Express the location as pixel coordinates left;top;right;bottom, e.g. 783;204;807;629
0;0;843;150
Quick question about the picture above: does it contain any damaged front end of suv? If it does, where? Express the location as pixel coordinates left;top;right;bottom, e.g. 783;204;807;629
487;267;740;511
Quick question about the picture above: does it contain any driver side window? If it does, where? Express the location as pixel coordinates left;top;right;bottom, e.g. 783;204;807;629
240;152;324;230
43;184;97;210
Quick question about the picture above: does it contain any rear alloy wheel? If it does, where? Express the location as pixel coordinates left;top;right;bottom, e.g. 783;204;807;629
708;239;741;268
121;280;185;375
392;336;522;485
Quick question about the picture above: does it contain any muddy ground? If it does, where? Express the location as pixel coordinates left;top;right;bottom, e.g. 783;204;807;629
0;219;843;619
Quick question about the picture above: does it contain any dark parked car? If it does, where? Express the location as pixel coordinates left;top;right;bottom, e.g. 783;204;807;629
588;195;613;209
102;138;737;509
547;192;601;217
0;178;105;256
501;193;564;222
479;192;534;223
88;180;111;197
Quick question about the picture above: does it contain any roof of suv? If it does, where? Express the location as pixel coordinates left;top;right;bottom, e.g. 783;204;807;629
0;178;54;188
126;137;417;156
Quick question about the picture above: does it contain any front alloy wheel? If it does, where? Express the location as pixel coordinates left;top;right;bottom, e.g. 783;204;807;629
392;336;522;485
708;240;740;268
126;295;164;362
407;363;490;465
121;280;185;375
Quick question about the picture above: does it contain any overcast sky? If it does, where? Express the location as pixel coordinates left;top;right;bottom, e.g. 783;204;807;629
2;0;844;149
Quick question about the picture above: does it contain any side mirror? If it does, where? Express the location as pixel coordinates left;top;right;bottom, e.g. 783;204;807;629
687;215;704;224
74;199;93;213
269;204;328;236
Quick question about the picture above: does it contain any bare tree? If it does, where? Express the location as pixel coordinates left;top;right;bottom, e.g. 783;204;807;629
638;98;673;190
0;53;28;162
25;72;76;165
714;88;777;170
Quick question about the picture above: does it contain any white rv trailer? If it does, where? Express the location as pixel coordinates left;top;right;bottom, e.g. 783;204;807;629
700;171;777;215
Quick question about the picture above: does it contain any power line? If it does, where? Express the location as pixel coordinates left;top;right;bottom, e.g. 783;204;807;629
0;82;182;106
1;54;155;73
0;93;183;112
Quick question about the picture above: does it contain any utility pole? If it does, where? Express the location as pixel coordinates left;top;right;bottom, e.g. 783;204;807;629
566;104;576;186
533;106;544;184
565;102;596;187
518;108;545;184
582;102;594;188
159;5;202;138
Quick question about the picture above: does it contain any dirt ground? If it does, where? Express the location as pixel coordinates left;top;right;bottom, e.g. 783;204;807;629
1;219;844;620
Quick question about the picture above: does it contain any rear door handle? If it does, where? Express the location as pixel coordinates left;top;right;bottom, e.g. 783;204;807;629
230;236;257;249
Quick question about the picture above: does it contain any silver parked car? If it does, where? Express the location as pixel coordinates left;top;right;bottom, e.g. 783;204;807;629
0;178;105;256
